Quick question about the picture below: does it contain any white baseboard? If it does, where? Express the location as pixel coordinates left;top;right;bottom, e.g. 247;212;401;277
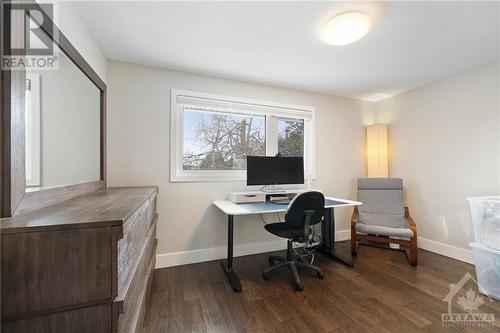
335;229;351;241
155;232;474;269
417;237;474;264
155;239;286;269
156;230;352;269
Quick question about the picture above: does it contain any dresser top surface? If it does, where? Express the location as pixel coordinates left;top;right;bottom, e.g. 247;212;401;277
1;187;158;234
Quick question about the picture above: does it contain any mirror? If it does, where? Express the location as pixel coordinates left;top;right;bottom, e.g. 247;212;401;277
25;42;101;191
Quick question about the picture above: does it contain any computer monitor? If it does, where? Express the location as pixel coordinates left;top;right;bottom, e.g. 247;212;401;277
246;156;304;186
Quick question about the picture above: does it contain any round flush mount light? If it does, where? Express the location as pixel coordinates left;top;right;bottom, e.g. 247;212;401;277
321;12;372;46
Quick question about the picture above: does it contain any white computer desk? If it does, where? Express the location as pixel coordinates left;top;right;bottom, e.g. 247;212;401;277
213;196;362;292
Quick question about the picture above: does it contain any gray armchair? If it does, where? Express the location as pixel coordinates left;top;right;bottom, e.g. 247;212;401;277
351;178;417;265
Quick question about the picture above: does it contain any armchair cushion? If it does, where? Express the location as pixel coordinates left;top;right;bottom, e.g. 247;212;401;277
357;178;406;229
358;178;403;190
355;220;414;238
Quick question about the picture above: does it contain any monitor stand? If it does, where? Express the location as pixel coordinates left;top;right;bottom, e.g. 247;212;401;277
261;185;287;193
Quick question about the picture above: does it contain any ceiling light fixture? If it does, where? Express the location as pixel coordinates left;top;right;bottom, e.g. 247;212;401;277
321;12;372;46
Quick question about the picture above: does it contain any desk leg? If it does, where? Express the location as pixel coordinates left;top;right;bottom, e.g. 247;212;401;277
220;215;242;292
319;207;353;267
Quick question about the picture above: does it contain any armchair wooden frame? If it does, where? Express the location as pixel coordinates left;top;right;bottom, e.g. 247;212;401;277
351;206;418;266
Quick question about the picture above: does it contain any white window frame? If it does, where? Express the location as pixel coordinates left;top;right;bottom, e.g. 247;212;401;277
170;89;316;183
25;72;41;187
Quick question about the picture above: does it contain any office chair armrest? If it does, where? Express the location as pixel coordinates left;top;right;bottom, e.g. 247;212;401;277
351;207;359;225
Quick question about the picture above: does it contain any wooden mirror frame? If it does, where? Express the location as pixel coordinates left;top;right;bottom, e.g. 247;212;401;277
0;2;106;217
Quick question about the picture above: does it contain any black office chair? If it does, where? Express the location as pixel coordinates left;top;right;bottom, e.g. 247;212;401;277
262;191;325;291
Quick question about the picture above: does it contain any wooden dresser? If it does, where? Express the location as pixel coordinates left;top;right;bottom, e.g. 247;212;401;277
0;186;158;333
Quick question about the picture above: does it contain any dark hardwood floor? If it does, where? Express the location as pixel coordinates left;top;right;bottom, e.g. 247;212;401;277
142;242;500;333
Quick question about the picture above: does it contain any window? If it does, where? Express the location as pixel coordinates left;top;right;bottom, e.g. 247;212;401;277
171;90;315;182
183;108;266;170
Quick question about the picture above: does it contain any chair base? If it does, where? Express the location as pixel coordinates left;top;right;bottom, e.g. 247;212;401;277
351;207;418;266
263;241;324;291
351;235;418;266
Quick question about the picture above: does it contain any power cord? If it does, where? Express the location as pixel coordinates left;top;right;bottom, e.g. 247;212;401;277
260;211;285;225
261;212;321;264
292;227;321;264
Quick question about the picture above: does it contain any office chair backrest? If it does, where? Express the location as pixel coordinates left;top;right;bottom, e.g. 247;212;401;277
285;191;325;229
357;178;405;228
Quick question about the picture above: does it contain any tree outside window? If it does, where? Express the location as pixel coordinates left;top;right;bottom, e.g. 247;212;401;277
278;118;304;157
183;108;266;170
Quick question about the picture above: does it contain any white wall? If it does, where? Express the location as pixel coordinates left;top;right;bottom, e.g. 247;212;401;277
106;61;367;265
374;63;500;255
58;1;107;82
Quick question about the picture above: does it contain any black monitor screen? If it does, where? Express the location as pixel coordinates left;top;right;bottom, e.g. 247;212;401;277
247;156;304;186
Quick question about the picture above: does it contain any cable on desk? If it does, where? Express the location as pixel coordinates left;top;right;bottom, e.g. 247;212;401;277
277;211;285;221
259;214;270;225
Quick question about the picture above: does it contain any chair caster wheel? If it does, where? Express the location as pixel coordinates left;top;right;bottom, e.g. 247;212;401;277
263;272;270;280
268;258;278;265
317;272;324;279
295;283;304;292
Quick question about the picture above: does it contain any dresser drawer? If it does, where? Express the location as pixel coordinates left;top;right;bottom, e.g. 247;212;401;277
0;186;159;333
117;198;153;292
115;222;157;333
1;227;113;319
1;303;112;333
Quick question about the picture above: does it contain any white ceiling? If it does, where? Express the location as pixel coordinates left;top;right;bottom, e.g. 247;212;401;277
72;1;500;100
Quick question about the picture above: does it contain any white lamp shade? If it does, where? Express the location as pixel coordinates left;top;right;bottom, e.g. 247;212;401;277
366;124;388;178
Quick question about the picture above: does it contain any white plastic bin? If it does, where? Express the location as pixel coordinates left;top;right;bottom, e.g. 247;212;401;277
467;196;500;250
469;242;500;301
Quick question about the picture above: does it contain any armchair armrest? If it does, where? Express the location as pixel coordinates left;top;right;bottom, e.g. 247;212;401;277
351;206;359;225
351;207;359;254
404;207;417;234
